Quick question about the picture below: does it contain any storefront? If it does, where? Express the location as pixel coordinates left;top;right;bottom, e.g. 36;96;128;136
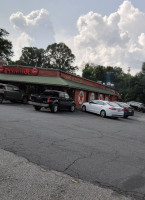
0;64;120;108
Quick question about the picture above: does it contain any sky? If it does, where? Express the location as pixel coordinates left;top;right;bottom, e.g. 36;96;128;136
1;0;145;75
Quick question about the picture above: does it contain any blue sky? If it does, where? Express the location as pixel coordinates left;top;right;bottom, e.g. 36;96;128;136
1;0;145;74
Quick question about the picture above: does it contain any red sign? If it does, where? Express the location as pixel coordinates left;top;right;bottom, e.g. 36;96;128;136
0;66;39;76
0;66;4;73
31;68;38;76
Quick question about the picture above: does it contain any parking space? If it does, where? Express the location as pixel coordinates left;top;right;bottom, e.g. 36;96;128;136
0;103;145;198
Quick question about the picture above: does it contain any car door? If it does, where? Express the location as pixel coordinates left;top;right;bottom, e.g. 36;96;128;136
88;100;99;113
12;86;22;101
96;101;105;114
64;92;72;108
4;85;14;100
59;92;68;109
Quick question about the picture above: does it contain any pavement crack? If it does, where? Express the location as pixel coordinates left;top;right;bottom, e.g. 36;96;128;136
63;152;93;173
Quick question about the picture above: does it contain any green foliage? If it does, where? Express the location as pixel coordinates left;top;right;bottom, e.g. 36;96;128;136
0;28;13;62
44;43;77;73
142;62;145;74
82;64;106;82
82;63;145;104
11;43;77;74
11;47;45;67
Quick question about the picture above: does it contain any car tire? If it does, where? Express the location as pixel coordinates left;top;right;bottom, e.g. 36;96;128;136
70;105;75;112
34;106;41;111
100;110;106;118
51;104;58;113
124;115;128;118
82;105;86;112
22;97;28;104
0;95;3;104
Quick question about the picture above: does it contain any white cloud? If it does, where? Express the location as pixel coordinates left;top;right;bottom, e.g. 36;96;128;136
73;0;145;74
10;9;55;59
10;33;33;60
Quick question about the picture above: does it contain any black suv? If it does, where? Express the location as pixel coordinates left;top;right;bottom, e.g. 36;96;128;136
29;90;76;113
0;83;28;104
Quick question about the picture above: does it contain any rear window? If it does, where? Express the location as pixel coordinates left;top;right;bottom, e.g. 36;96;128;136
121;103;129;107
7;86;13;91
107;102;120;107
43;91;59;97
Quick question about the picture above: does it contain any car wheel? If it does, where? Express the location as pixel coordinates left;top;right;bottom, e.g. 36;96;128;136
0;95;3;104
100;110;106;118
82;105;86;112
124;115;128;118
51;104;58;113
22;97;28;104
70;105;75;112
34;106;41;111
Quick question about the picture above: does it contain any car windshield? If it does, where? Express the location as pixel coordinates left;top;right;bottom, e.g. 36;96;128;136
118;102;129;107
43;91;59;97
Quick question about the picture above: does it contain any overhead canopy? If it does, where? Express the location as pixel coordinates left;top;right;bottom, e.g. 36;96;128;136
0;74;117;96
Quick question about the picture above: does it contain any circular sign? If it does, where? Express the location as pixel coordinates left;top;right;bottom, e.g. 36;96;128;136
90;92;95;101
99;94;103;100
78;91;84;104
0;66;4;73
32;68;38;76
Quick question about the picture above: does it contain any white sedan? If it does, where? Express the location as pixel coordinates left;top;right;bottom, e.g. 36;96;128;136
82;100;124;118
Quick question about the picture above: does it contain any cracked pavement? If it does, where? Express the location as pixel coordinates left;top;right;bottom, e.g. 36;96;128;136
0;103;145;199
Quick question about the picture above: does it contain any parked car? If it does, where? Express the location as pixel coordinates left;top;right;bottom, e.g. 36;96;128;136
127;101;145;112
137;103;145;113
115;102;134;118
82;100;124;118
29;90;76;113
0;83;28;104
127;101;139;110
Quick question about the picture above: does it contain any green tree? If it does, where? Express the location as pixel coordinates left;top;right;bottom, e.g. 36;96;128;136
94;65;106;83
82;64;106;82
142;62;145;74
0;28;13;62
82;64;94;80
12;47;45;67
44;43;77;73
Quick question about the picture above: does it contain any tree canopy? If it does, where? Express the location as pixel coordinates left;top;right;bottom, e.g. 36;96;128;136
12;42;78;73
44;43;77;73
82;63;145;104
11;47;45;67
0;28;13;62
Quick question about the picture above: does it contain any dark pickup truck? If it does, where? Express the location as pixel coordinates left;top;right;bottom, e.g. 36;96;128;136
29;90;76;113
0;83;28;104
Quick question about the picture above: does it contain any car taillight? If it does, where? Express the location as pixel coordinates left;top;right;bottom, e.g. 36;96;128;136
123;108;127;111
109;107;116;110
30;94;32;100
47;98;50;102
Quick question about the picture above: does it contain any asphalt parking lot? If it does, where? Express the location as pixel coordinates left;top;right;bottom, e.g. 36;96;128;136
0;102;145;199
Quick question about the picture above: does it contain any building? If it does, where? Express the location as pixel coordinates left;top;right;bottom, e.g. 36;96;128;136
0;63;120;108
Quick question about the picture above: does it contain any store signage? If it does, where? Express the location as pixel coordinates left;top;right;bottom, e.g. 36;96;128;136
0;66;4;73
90;92;95;101
99;94;103;100
78;91;84;104
0;66;39;76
